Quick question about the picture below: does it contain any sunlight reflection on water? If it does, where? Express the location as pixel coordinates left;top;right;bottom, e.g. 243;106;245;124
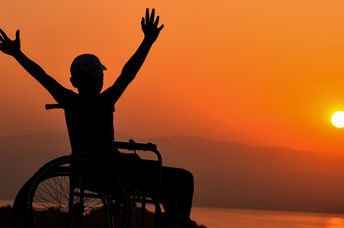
326;217;344;228
191;207;344;228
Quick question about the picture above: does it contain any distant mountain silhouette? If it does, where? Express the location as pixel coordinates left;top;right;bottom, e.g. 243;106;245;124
1;132;344;214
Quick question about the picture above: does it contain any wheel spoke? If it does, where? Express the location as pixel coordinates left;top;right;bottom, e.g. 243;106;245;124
27;157;129;228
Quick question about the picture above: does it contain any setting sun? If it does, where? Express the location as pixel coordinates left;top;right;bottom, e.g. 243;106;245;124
331;111;344;128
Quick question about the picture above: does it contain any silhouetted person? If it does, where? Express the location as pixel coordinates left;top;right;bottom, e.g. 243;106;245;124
0;8;194;227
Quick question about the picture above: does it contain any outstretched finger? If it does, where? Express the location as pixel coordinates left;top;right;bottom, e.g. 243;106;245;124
16;30;20;41
0;29;9;40
141;17;145;28
145;8;149;24
158;24;164;32
150;8;155;23
154;16;160;26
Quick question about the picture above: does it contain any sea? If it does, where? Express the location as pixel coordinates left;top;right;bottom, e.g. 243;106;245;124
2;200;344;228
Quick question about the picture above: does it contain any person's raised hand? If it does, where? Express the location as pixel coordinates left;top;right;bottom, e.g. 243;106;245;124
0;29;21;56
141;8;164;43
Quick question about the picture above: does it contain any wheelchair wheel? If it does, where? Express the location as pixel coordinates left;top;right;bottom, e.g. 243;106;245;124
24;156;130;228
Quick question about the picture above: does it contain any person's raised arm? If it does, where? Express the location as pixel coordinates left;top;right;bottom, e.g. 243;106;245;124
0;29;69;103
105;8;164;102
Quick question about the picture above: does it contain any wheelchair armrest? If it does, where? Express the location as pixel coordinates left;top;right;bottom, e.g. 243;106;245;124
113;140;156;151
113;140;162;164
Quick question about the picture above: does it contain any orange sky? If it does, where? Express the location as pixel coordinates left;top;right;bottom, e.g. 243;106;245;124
1;0;344;153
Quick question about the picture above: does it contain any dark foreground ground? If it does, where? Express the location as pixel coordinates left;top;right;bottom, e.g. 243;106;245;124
1;206;206;228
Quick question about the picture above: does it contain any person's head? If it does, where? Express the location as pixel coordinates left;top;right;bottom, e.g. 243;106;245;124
70;54;107;96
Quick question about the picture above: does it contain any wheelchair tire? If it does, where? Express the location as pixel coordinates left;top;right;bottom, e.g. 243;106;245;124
24;156;130;228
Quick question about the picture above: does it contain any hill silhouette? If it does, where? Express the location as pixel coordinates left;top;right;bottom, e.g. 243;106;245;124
1;132;344;213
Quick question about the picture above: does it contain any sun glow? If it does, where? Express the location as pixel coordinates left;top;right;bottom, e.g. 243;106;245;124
331;111;344;128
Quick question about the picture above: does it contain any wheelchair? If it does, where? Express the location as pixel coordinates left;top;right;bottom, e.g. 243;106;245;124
11;105;177;228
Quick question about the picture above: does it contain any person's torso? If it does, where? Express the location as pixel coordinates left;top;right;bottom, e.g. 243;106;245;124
63;92;116;158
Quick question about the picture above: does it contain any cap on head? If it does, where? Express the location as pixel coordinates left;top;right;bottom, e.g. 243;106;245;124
70;54;107;80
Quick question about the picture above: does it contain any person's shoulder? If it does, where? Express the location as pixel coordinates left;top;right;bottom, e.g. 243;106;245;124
101;84;115;94
100;86;115;99
100;85;120;102
57;88;79;106
61;88;78;98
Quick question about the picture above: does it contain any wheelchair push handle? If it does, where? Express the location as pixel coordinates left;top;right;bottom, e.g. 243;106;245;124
45;104;62;110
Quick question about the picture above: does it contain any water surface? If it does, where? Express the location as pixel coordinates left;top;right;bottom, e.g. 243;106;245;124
2;200;344;228
191;207;344;228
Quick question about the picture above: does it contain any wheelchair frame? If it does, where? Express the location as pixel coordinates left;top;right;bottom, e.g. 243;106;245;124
12;140;172;228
